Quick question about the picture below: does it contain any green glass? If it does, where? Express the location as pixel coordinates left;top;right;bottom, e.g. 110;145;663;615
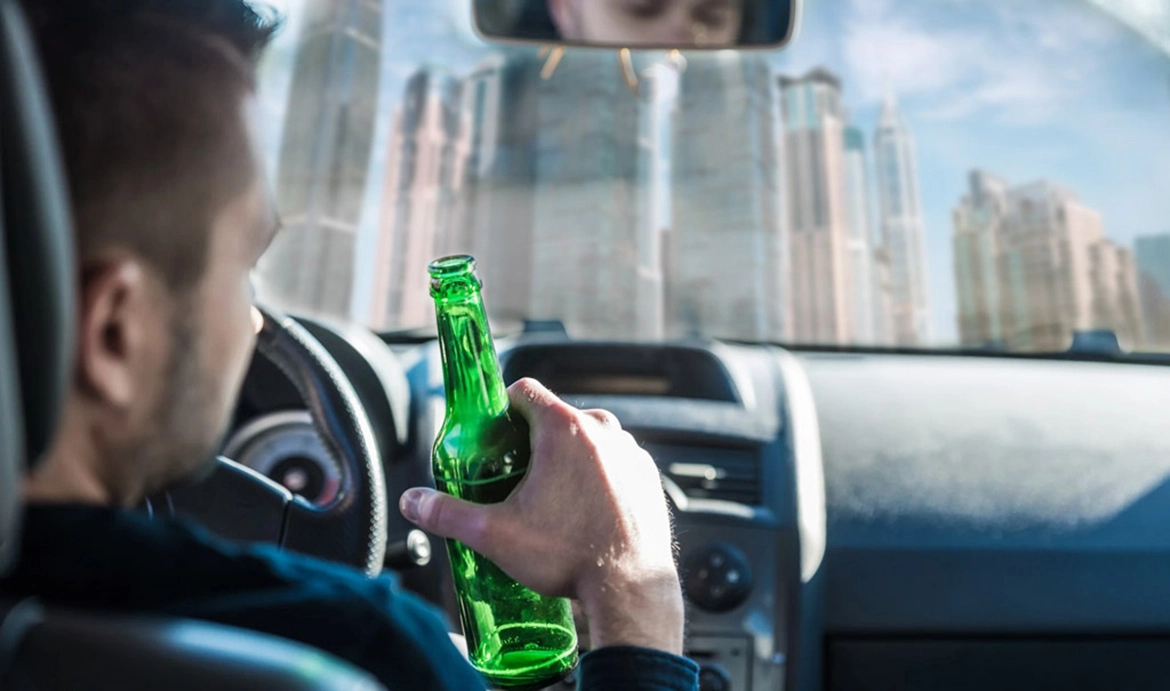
428;255;578;689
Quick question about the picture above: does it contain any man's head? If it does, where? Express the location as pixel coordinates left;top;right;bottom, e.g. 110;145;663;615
548;0;744;47
21;0;280;506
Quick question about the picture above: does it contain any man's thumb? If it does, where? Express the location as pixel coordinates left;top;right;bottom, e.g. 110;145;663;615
399;488;496;553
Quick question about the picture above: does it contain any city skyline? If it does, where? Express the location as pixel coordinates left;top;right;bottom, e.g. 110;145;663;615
255;0;1170;348
371;49;1161;348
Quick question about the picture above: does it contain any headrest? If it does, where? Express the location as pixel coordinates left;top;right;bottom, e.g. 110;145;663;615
0;0;76;573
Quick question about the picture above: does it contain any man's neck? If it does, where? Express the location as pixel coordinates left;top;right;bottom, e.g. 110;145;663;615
23;433;115;507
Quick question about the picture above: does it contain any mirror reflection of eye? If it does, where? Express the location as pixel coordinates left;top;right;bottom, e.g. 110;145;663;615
624;0;667;20
695;2;735;29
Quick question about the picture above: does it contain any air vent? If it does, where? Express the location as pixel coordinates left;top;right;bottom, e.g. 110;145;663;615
645;443;761;506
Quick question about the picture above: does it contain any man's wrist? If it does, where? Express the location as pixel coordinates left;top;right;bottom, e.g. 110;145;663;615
580;569;686;655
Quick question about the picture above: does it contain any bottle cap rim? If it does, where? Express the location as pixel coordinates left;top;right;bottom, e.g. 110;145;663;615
429;255;482;297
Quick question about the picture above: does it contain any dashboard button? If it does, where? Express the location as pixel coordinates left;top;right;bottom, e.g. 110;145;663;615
698;663;733;691
683;543;752;613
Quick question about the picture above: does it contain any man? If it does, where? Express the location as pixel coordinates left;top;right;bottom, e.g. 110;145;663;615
548;0;744;47
0;1;698;689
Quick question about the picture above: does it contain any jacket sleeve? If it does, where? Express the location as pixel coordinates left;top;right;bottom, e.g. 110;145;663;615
577;646;700;691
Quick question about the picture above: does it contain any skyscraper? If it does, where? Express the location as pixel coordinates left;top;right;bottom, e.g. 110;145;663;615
454;54;542;325
872;246;896;344
873;91;931;346
1135;234;1170;347
843;126;883;344
952;171;1139;351
779;68;854;344
258;0;382;320
455;51;650;338
669;54;787;342
998;181;1101;351
369;67;469;331
632;61;680;340
953;170;1009;347
526;52;643;338
1089;240;1144;348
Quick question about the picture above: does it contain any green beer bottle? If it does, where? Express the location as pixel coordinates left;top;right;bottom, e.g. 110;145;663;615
428;255;578;689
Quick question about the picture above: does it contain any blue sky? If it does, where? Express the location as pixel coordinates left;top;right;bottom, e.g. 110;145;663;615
257;0;1170;343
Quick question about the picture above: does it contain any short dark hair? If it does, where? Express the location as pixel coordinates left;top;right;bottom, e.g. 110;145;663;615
21;0;281;290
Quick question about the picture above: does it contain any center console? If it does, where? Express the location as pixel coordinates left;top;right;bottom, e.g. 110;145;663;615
496;339;826;691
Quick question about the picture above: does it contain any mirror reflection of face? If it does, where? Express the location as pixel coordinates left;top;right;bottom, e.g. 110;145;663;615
548;0;744;48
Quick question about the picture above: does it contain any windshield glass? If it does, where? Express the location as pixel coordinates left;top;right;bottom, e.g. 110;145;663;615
254;0;1170;353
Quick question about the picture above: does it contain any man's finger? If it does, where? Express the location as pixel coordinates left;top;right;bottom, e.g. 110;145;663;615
582;408;622;430
507;378;570;427
399;488;498;555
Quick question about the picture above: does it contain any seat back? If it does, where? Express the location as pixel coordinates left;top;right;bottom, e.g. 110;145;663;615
0;0;73;574
0;0;74;472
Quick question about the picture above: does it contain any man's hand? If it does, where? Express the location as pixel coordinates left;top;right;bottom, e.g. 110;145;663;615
399;378;685;655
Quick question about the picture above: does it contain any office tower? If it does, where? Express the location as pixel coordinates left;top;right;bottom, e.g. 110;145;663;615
872;246;896;344
669;54;787;342
370;67;469;330
998;181;1102;351
1135;234;1170;347
525;52;644;338
873;91;931;345
953;170;1009;347
259;0;382;320
843;126;884;344
632;60;680;340
455;54;541;326
778;68;854;344
457;52;787;341
1089;240;1145;348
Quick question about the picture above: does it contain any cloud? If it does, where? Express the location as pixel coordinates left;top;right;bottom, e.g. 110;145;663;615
841;16;972;101
840;0;1124;126
916;62;1074;125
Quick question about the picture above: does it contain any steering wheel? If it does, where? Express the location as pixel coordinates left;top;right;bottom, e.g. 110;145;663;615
151;308;388;576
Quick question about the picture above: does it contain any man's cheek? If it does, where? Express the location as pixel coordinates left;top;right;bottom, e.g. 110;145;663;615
229;317;257;390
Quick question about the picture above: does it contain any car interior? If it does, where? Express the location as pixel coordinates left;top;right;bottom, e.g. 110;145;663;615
5;0;1170;689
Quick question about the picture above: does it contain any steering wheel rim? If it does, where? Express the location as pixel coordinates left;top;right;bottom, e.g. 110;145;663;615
250;307;388;576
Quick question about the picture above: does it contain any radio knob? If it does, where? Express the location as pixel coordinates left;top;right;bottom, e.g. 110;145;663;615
683;543;752;613
698;663;733;691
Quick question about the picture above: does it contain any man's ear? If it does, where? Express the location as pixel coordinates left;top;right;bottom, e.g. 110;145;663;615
547;0;581;40
76;258;164;409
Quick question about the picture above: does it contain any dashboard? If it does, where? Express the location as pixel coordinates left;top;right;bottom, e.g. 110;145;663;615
227;320;1170;691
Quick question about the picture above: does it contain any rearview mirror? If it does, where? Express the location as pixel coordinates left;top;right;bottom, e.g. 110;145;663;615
473;0;799;50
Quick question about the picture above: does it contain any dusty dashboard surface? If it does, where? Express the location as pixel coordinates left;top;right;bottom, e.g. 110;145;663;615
803;352;1170;691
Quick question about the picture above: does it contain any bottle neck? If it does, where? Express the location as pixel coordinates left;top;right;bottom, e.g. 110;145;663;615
434;289;508;420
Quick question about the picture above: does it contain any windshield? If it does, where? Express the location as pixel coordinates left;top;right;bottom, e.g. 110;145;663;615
254;0;1170;353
